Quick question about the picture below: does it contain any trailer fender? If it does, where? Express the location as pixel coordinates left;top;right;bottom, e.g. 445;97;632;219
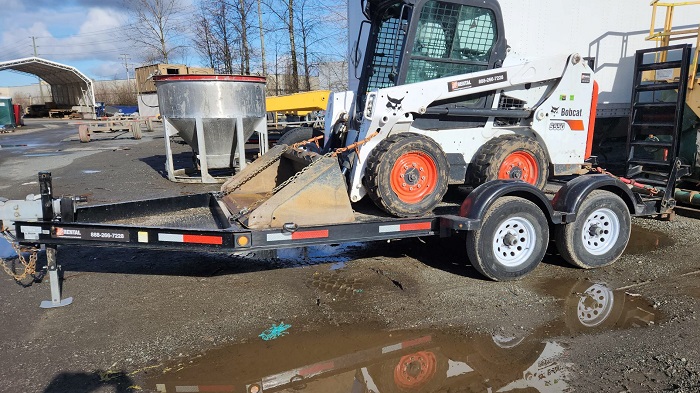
551;174;639;220
460;180;558;224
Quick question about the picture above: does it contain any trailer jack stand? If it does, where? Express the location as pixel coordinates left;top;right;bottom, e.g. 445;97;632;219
39;247;72;309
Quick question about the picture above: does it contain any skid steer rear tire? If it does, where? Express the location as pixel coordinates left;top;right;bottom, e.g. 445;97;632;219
469;134;548;190
364;133;449;217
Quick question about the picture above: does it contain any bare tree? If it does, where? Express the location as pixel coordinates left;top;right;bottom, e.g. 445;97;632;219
296;0;325;91
193;4;217;69
266;0;300;92
125;0;187;64
210;0;236;73
257;0;267;76
94;80;137;105
231;0;255;74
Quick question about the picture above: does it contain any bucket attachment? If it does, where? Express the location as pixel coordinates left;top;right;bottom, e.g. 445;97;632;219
220;145;355;229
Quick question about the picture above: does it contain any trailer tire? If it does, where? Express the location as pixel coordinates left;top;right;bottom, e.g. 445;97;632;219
364;133;449;217
469;134;548;189
78;124;90;143
466;196;548;281
555;190;631;269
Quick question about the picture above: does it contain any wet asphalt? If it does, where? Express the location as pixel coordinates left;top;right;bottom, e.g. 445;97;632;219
0;119;699;393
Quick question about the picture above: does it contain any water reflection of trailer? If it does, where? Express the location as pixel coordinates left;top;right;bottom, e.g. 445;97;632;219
146;280;657;393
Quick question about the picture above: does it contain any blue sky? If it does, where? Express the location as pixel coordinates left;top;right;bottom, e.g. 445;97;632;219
0;0;190;86
0;0;348;88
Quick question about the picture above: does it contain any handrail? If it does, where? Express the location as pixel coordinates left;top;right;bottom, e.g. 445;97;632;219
647;0;700;88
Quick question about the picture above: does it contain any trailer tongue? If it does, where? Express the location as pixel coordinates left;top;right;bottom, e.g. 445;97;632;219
219;144;356;229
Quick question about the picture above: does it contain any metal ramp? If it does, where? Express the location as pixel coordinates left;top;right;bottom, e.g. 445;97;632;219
626;44;692;206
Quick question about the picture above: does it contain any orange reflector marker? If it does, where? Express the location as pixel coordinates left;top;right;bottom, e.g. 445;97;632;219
236;235;250;247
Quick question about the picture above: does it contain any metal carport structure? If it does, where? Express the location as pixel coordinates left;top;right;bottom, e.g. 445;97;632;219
0;57;96;119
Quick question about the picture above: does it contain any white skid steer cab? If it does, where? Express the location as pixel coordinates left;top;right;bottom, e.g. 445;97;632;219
221;0;597;224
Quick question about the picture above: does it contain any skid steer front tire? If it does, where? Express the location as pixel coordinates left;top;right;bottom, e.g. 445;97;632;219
469;134;548;189
364;133;449;217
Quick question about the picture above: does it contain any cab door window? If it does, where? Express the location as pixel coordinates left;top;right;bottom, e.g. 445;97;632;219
406;1;497;84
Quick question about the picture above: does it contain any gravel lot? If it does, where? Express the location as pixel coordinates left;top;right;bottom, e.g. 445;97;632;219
1;120;699;393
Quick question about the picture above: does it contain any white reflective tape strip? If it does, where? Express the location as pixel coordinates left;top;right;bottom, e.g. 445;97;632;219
267;233;293;242
175;386;199;392
138;232;149;243
381;342;402;354
158;233;184;243
175;386;199;393
20;226;42;234
378;224;401;233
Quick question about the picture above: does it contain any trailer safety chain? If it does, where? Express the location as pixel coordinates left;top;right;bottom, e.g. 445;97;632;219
218;146;291;197
230;150;337;220
227;132;380;221
0;230;42;287
331;131;380;158
593;167;662;196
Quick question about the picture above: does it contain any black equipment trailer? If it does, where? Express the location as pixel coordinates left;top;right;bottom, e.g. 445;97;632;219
9;165;683;308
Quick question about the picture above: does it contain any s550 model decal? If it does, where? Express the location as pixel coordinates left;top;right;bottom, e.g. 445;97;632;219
448;71;507;92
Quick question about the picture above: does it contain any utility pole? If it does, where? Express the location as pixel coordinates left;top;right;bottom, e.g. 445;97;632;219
30;36;45;104
120;54;132;95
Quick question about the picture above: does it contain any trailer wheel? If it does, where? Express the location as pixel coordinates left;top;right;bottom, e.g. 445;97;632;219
78;124;90;143
469;134;548;189
466;196;548;281
555;190;631;269
365;133;449;217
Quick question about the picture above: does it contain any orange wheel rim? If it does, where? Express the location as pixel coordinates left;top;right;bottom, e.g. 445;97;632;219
393;351;438;390
498;151;539;184
390;152;437;204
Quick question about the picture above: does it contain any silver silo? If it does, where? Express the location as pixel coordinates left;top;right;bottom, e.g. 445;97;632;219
154;74;268;183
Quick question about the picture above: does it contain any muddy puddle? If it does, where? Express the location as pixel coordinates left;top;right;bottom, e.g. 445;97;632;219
624;225;674;255
276;243;366;266
145;280;657;393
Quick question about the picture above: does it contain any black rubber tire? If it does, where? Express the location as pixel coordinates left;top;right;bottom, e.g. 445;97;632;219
555;190;631;269
469;134;548;190
275;126;314;146
364;133;449;217
466;196;548;281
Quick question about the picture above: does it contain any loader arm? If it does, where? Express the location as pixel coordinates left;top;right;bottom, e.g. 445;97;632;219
346;52;585;202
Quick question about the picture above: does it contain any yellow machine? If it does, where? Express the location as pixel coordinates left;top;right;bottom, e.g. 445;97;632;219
266;90;330;131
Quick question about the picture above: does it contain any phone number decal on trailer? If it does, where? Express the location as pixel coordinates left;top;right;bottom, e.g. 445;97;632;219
52;227;130;242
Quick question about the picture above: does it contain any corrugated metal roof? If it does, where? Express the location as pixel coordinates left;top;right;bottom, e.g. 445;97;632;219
0;57;95;110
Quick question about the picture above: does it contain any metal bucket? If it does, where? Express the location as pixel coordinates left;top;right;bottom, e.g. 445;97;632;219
154;75;268;183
